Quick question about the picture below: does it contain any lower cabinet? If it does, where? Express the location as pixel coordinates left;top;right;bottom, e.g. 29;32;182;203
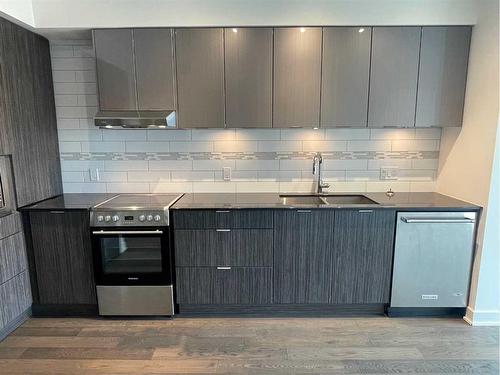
176;267;272;304
29;210;96;305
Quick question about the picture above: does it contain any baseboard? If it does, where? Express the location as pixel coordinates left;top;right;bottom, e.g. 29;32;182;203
464;306;500;326
0;307;31;341
178;304;386;317
31;304;98;317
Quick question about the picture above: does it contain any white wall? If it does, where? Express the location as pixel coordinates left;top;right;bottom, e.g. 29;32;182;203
437;0;500;325
31;0;477;29
0;0;34;27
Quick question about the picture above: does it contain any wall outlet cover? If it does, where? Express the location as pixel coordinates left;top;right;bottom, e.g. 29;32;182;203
380;167;399;180
223;167;231;181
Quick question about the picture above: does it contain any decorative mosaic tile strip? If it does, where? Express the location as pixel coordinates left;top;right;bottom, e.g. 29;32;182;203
60;151;439;162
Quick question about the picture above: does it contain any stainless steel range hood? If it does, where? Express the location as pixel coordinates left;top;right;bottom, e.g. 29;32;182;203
94;110;176;129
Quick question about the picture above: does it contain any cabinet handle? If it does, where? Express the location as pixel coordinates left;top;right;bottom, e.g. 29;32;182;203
216;210;230;213
217;266;231;270
296;210;312;213
216;229;231;232
358;210;373;213
401;217;475;224
49;211;65;214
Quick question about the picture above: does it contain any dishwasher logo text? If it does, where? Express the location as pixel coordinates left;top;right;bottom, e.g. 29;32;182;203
421;294;439;300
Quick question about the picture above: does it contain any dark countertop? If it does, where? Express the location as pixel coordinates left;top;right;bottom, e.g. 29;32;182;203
171;192;481;211
20;194;117;211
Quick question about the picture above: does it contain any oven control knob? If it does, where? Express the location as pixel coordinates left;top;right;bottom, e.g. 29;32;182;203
147;215;153;222
112;215;119;222
154;215;161;222
97;215;104;222
105;215;111;222
138;215;146;222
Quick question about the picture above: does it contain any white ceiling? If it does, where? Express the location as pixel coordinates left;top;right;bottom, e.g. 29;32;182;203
1;0;479;40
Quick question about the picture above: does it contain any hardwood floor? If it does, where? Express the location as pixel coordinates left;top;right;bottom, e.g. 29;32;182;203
0;317;498;374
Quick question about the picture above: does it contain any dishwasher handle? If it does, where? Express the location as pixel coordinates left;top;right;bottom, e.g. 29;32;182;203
401;217;475;224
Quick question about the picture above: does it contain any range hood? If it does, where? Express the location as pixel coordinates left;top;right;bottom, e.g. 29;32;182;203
94;110;176;129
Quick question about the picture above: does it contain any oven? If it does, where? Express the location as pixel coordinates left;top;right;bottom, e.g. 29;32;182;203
91;226;175;316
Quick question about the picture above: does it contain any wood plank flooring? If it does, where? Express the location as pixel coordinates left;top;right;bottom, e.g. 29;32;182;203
0;317;498;374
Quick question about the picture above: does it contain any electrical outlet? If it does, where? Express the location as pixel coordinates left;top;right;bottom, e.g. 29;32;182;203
89;168;100;181
380;167;398;180
223;167;231;181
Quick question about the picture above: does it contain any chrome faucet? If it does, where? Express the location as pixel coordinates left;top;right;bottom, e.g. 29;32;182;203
312;152;330;194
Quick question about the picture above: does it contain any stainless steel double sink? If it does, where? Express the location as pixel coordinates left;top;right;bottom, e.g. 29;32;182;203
279;194;378;206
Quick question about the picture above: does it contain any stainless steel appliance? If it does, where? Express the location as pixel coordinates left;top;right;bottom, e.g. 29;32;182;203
94;110;176;129
90;194;183;316
391;211;477;308
0;156;15;216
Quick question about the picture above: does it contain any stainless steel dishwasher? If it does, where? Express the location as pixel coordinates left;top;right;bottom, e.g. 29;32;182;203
391;211;477;308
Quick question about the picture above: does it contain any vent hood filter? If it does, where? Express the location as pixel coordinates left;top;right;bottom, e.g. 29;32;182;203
94;110;176;129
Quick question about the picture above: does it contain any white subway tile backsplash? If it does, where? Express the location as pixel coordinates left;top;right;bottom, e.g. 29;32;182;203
128;171;171;182
126;142;169;153
104;160;148;171
169;142;212;152
102;130;147;141
348;140;392;151
303;140;347;152
54;40;441;194
392;139;439;151
149;160;193;171
325;129;370;140
81;141;125;153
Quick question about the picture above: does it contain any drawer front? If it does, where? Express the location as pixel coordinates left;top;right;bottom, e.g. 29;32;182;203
173;210;273;229
175;267;272;305
0;232;28;285
0;271;32;329
174;229;273;266
0;212;22;240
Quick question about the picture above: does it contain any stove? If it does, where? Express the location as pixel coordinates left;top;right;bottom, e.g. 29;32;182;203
91;193;183;227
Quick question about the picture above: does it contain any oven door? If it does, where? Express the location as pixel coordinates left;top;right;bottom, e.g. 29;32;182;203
92;228;172;286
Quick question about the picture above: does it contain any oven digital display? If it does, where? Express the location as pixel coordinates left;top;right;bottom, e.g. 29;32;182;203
124;216;134;221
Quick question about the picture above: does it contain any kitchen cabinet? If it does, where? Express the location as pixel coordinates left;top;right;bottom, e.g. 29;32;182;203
273;209;335;304
368;27;421;127
321;27;371;127
173;209;273;229
29;210;96;305
331;209;395;304
224;27;273;128
175;28;225;128
416;26;471;127
94;28;176;111
0;17;62;207
273;27;322;128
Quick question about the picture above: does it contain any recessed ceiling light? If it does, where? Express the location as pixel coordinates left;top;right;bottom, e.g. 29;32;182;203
358;28;365;33
232;28;238;33
313;127;319;130
300;27;306;33
105;125;112;129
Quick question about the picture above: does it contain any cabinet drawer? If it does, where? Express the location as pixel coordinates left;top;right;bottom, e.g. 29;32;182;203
173;210;273;229
176;267;272;305
175;229;273;266
0;232;27;285
0;271;31;329
0;212;22;240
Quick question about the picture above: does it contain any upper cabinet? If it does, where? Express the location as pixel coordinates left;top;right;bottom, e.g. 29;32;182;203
224;28;273;128
94;28;175;111
368;27;421;128
416;27;471;127
273;27;322;128
175;28;225;128
321;27;371;128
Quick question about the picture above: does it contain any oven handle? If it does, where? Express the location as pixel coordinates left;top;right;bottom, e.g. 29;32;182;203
92;230;164;235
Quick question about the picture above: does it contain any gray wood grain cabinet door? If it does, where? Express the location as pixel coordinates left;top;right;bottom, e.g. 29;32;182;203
134;28;176;110
416;26;471;127
331;210;395;304
224;28;273;128
273;27;322;128
94;29;136;111
29;211;96;305
274;210;335;303
368;27;421;127
321;27;371;127
175;28;225;128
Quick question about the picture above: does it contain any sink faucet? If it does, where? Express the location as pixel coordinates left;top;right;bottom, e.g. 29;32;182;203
312;152;330;194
